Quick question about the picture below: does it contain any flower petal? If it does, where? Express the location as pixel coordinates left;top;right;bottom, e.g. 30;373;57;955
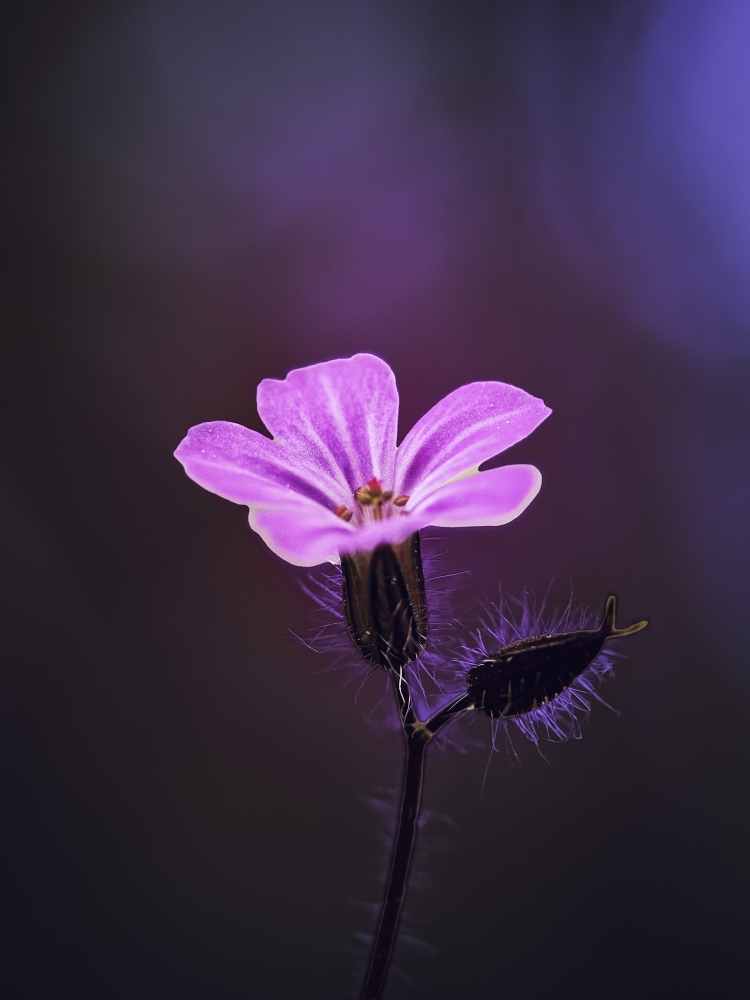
395;381;551;500
174;421;346;508
256;354;399;494
250;497;357;567
408;464;542;527
253;458;541;565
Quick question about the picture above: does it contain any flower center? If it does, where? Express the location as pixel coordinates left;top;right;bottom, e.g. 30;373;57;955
334;478;410;523
354;477;392;511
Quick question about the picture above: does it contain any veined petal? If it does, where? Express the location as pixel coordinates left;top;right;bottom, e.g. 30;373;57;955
249;465;540;565
254;496;423;566
395;381;550;500
175;421;346;509
408;464;542;527
334;514;424;556
257;353;399;494
250;497;357;567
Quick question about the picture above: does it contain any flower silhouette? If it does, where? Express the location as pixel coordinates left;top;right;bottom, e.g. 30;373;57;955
175;353;551;566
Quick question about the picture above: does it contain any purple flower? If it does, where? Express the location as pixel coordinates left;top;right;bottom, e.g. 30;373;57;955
174;353;551;566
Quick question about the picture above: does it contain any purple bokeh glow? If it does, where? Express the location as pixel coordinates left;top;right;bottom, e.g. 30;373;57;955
59;0;750;355
65;1;471;332
527;0;750;355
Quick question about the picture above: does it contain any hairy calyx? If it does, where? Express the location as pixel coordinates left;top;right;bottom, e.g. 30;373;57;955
341;532;427;670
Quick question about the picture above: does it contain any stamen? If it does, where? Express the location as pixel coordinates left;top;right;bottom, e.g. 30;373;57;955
335;505;353;521
353;487;373;506
353;480;397;519
392;495;409;507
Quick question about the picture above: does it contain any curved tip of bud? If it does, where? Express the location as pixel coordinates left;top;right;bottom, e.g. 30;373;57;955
601;595;649;638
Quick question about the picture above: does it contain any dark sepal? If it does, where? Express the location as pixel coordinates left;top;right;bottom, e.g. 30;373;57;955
341;532;428;669
467;595;647;718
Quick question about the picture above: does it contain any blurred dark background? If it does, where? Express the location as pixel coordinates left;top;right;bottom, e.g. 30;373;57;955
2;1;749;997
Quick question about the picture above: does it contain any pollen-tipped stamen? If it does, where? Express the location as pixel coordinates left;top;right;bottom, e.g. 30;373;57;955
354;478;396;521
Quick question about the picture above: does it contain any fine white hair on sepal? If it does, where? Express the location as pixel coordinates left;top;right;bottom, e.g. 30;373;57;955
461;585;626;747
288;531;471;726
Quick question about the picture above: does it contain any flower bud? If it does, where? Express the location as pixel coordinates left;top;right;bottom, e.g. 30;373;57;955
467;595;647;718
341;532;428;670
